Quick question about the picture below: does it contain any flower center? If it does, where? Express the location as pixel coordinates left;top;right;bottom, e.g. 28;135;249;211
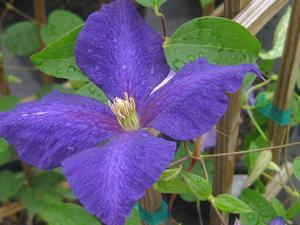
108;92;140;131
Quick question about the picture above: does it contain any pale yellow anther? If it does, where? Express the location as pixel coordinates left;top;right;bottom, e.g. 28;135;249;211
108;92;139;131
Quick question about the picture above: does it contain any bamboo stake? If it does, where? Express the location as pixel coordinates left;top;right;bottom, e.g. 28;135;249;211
211;3;224;17
32;0;52;85
0;202;25;218
268;0;300;163
264;163;293;201
210;1;291;224
234;0;289;34
0;53;10;95
139;188;165;225
203;1;215;16
209;1;251;225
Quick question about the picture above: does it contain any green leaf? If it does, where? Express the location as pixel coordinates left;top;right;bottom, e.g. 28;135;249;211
260;7;291;60
20;170;66;215
240;189;277;225
199;0;213;8
292;155;300;182
290;95;300;126
0;96;19;112
125;207;141;225
271;198;286;219
164;17;261;71
181;171;212;201
136;0;167;10
296;69;300;90
31;25;88;82
243;129;270;171
0;171;24;201
214;194;253;214
42;202;101;225
175;143;214;182
0;138;15;166
76;82;108;103
287;200;300;220
7;75;22;84
3;21;40;56
245;150;272;187
154;169;191;194
35;84;72;99
41;10;83;45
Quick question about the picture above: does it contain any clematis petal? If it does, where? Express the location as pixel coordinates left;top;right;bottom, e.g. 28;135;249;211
62;130;176;225
75;0;169;110
141;58;262;140
269;217;286;225
0;91;121;169
202;128;216;150
234;219;241;225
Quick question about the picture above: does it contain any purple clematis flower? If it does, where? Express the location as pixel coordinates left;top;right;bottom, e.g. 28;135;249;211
0;0;262;224
269;217;286;225
234;217;286;225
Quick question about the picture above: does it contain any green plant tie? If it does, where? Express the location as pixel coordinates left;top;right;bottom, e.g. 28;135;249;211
259;102;291;126
137;201;169;225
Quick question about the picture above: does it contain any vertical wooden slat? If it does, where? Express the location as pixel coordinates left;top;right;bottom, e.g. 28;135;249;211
210;1;250;225
268;0;300;163
204;1;215;16
33;0;53;85
140;188;165;225
0;53;10;95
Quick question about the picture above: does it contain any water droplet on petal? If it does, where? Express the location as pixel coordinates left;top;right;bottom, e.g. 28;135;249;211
187;55;196;61
67;65;76;73
150;66;155;75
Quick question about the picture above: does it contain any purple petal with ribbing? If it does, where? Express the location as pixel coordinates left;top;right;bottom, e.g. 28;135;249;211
234;219;241;225
75;0;169;110
0;91;121;169
202;128;216;150
141;58;262;140
269;217;286;225
62;130;176;225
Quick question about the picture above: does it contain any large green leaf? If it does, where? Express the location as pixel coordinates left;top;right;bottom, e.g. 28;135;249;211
260;7;291;60
199;0;213;8
42;202;101;225
31;25;87;82
181;171;212;201
0;138;15;166
76;82;108;103
41;10;83;45
293;155;300;182
245;151;272;187
154;168;191;194
240;189;277;225
125;207;141;225
0;96;18;112
20;170;67;215
291;94;300;126
214;194;253;214
3;21;40;56
0;171;24;201
164;17;261;71
136;0;167;10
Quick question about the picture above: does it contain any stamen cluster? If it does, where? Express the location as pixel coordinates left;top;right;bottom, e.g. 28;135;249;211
108;92;140;131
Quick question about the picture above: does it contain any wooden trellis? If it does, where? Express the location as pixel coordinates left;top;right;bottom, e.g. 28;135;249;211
211;0;300;225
